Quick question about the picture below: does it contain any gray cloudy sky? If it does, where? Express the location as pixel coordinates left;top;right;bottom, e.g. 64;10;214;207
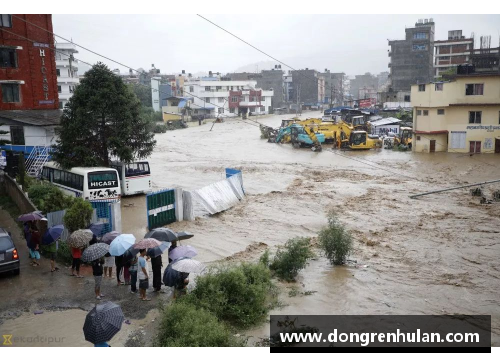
53;14;500;77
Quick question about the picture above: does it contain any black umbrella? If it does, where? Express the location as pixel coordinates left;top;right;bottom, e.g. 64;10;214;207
83;301;124;345
144;228;178;242
177;231;194;241
147;241;172;258
121;245;140;264
163;262;183;287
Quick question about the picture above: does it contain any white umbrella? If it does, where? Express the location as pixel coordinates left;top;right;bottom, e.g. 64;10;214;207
171;259;205;274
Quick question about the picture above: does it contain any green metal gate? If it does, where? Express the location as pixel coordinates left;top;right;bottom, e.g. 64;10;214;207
146;189;176;230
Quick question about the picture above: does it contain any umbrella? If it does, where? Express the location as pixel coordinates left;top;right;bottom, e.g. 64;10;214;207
89;222;105;236
122;246;140;264
168;245;198;261
101;231;120;245
171;258;205;274
83;301;124;345
41;224;64;246
147;241;172;258
177;231;194;241
82;243;110;263
17;211;44;222
163;262;183;287
133;238;162;250
144;228;178;243
109;234;136;256
67;229;93;249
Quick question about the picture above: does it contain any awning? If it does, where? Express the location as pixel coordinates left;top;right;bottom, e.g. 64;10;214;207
369;117;404;127
414;130;448;134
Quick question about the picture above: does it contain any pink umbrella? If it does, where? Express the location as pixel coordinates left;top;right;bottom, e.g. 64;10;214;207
133;238;162;249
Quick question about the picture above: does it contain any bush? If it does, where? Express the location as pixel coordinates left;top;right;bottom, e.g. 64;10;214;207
155;302;244;347
63;198;93;232
185;262;273;328
41;241;72;265
318;211;352;265
259;249;270;267
28;182;75;214
269;237;314;282
153;123;167;133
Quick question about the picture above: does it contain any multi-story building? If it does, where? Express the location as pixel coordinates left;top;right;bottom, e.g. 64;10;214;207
434;30;474;78
349;73;377;100
184;77;273;118
283;73;293;104
0;14;61;154
411;72;500;153
291;69;324;107
388;18;435;93
55;42;79;109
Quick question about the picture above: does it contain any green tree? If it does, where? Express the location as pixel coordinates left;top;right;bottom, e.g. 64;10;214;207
0;123;10;146
52;62;156;169
63;198;93;232
128;83;152;108
318;211;352;265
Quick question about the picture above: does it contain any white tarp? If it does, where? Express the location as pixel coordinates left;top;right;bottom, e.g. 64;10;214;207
183;173;244;221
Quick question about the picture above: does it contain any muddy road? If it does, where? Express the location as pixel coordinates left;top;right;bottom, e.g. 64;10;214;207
1;111;499;346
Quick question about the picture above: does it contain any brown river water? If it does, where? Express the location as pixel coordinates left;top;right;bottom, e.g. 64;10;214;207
3;111;499;345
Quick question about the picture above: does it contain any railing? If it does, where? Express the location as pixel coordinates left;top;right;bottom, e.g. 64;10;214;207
25;146;53;178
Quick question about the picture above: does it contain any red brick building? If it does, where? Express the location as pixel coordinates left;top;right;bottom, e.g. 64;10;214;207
0;14;59;110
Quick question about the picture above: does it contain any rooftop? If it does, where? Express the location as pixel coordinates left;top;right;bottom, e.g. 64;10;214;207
0;110;62;126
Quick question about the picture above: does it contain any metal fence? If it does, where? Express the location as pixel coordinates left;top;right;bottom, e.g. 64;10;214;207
146;189;176;230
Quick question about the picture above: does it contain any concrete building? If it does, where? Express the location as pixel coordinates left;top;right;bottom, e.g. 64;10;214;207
162;96;192;121
55;42;79;109
411;73;500;153
388;18;435;93
0;14;59;110
284;73;293;104
470;46;500;74
434;30;474;78
184;77;273;118
349;73;377;100
291;69;325;107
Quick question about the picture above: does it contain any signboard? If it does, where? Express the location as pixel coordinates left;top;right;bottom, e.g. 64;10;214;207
358;98;375;108
39;100;54;104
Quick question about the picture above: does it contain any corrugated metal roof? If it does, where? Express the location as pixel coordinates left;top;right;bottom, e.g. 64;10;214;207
0;110;62;126
369;117;404;127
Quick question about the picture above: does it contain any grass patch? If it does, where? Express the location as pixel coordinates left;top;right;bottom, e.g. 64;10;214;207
184;262;274;328
269;237;314;282
318;211;352;265
155;301;245;347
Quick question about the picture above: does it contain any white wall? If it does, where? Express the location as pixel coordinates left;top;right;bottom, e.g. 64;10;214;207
0;125;54;146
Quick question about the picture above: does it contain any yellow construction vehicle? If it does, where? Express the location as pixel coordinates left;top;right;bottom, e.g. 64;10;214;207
328;121;382;150
394;127;413;149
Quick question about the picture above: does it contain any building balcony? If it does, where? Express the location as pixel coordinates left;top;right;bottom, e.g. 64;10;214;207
58;93;73;101
57;77;80;84
199;91;229;98
56;60;79;69
239;101;262;106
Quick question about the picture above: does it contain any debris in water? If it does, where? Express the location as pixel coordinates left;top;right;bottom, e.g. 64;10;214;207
34;310;44;315
124;320;131;325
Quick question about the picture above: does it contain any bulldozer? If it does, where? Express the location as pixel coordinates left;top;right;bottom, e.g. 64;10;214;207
394;127;413;149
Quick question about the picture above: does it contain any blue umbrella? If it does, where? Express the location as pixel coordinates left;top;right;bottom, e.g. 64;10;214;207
109;234;136;256
42;225;64;246
89;222;105;236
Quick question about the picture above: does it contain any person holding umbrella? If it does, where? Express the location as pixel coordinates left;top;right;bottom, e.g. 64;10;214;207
82;243;111;299
42;224;64;272
93;257;105;300
29;224;41;267
83;301;124;347
71;247;83;277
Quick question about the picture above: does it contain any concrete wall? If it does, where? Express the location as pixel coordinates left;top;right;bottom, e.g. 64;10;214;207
1;172;37;214
414;133;448;153
0;125;54;147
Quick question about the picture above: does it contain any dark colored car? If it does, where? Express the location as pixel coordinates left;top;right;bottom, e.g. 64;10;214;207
0;228;20;275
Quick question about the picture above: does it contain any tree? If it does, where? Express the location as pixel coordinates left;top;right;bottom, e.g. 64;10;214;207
63;198;93;232
52;62;156;169
128;83;153;108
0;123;10;146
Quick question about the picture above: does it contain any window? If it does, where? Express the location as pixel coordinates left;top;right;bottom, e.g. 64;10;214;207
189;86;194;92
437;109;445;115
56;69;60;76
125;162;150;177
230;107;235;113
205;86;211;91
261;96;265;101
413;32;428;39
0;48;17;68
59;101;63;109
218;108;224;114
88;171;118;189
404;95;411;102
216;86;222;91
250;96;255;102
218;97;224;103
416;136;421;141
0;15;12;28
469;111;482;124
69;86;74;93
58;85;62;93
417;110;422;116
435;83;443;91
1;84;20;103
10;126;24;145
465;84;483;96
231;96;238;102
418;84;426;92
423;110;429;116
413;44;427;51
205;97;210;103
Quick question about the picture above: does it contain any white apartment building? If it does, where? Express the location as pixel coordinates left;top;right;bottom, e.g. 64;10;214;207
184;77;273;118
56;42;79;109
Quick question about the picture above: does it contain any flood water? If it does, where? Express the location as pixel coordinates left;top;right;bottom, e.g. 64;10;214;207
121;111;500;344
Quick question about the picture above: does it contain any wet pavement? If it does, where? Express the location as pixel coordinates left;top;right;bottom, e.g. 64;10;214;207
1;110;499;346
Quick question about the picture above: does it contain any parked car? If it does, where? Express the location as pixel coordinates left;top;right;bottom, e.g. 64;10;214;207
0;228;20;275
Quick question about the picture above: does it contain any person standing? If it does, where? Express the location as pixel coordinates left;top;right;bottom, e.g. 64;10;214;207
115;254;124;286
138;249;150;301
128;256;138;294
92;257;105;300
103;253;114;278
174;272;190;299
168;240;178;264
151;254;163;292
46;239;59;272
123;263;130;286
29;226;41;267
71;247;82;277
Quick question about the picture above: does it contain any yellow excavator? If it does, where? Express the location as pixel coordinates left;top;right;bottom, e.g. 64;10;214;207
326;121;382;150
394;127;413;149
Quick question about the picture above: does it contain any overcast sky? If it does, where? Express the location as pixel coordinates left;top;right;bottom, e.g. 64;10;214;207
53;14;500;78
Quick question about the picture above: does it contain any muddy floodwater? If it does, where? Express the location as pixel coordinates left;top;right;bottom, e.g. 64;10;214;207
120;111;500;345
